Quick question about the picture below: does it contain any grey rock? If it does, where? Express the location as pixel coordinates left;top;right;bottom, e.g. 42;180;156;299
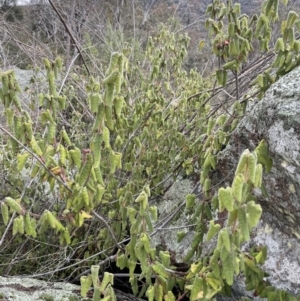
249;221;300;294
150;176;196;263
216;65;300;295
0;276;81;301
151;66;300;299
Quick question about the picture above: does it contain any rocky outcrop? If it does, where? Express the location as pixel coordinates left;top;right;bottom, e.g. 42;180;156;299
218;67;300;236
151;176;197;263
152;66;300;298
0;276;81;301
216;65;300;295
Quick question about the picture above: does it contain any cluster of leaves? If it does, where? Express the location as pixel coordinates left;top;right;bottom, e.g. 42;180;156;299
0;1;299;301
0;24;211;278
185;149;264;300
205;0;300;99
81;268;116;301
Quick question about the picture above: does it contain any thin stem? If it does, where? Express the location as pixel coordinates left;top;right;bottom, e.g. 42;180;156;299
0;125;72;193
48;0;90;76
92;210;124;251
0;212;16;248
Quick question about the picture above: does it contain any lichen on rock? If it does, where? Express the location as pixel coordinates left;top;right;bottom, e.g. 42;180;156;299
0;276;81;301
216;65;300;295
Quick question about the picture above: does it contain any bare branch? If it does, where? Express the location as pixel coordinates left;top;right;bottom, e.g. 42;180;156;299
48;0;90;76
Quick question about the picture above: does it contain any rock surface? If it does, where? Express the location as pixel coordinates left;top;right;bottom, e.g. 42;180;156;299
216;65;300;295
152;66;300;298
151;176;196;263
0;276;81;301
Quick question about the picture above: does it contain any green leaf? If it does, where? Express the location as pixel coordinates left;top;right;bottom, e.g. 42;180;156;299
154;283;163;301
188;262;203;277
159;251;170;268
184;248;196;262
127;207;137;224
212;196;219;211
164;291;176;301
145;212;154;232
149;206;158;221
206;277;222;292
222;60;236;70
5;197;24;215
255;139;273;173
254;163;263;188
176;230;186;243
287;10;299;28
80;275;92;297
146;285;154;301
152;262;169;279
267;291;281;301
140;233;151;253
216;230;223;251
227;209;237;227
247;201;262;228
204;202;213;220
99;272;114;291
1;203;9;226
17;152;30;171
235;149;250;175
186;194;196;209
135;191;148;203
255;246;268;264
69;147;81;169
190;276;204;301
238;206;250;241
91;265;100;287
116;254;127;269
210;250;220;278
130;275;138;296
77;153;93;187
206;220;221;241
219;228;231;252
203;177;211;197
220;245;229;264
24;212;34;236
232;174;244;203
128;260;136;278
243;255;262;274
265;0;275;17
103;70;119;85
218;187;234;212
247;153;257;183
222;251;234;285
191;231;203;250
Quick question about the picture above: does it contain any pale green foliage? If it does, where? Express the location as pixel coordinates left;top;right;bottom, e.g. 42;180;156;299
0;26;213;287
205;0;300;99
80;268;115;301
183;148;266;300
0;3;298;300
